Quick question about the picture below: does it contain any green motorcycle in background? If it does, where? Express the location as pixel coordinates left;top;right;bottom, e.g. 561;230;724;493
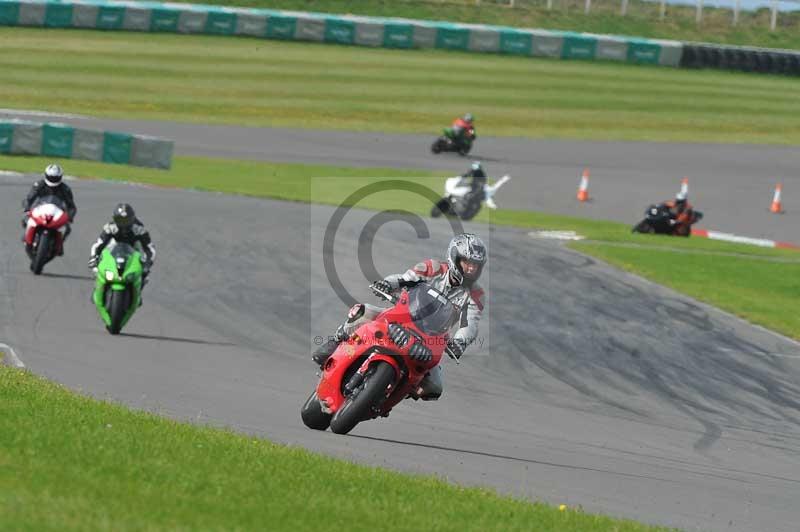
92;242;143;335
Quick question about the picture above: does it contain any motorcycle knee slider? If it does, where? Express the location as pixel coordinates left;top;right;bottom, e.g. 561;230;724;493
312;323;348;368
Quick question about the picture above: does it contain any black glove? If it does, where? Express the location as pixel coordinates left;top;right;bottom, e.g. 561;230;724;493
370;279;392;296
88;256;99;269
446;339;466;360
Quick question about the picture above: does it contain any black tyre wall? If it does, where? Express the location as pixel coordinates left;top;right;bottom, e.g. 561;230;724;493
679;43;800;77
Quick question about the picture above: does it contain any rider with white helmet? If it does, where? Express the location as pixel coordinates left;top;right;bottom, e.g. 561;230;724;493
21;164;77;255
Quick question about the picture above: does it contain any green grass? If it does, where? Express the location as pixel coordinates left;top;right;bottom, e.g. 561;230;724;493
4;153;799;339
575;242;800;338
0;154;437;201
166;0;800;50
0;366;673;532
4;27;800;144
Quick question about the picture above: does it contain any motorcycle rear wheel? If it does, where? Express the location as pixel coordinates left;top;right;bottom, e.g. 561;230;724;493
431;198;450;218
457;199;481;221
301;391;332;431
330;361;395;435
431;139;444;154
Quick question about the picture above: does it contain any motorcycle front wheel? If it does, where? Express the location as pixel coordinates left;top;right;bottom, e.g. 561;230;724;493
107;287;131;335
631;221;654;234
31;231;51;275
329;361;395;435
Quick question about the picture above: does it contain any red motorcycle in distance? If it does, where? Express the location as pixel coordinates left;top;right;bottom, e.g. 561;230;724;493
431;127;475;156
24;195;70;274
301;282;461;435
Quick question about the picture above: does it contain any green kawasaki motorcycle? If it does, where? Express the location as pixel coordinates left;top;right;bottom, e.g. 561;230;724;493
92;243;143;335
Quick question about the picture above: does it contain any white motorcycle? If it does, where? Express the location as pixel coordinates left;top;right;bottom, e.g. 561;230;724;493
430;175;510;221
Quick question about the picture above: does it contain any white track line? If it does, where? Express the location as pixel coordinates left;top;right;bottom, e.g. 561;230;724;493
0;108;87;119
0;343;25;368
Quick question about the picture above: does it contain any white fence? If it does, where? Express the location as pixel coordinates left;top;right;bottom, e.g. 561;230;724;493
450;0;800;30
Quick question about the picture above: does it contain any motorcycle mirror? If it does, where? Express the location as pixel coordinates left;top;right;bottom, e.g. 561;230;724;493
445;347;461;365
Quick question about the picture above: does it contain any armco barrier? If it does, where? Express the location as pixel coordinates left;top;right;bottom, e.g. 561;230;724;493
0;0;684;67
0;120;174;169
5;1;800;76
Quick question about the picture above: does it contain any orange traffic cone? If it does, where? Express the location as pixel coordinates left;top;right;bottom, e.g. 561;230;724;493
680;177;689;196
577;168;590;202
770;183;784;214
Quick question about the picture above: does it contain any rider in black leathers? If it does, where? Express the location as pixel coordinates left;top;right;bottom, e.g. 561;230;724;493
88;203;156;301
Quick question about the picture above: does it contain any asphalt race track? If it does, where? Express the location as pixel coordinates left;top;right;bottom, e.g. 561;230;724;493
2;168;800;531
3;111;799;243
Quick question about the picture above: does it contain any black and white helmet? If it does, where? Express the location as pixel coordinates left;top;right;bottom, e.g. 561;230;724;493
447;233;487;287
113;203;135;230
44;164;63;187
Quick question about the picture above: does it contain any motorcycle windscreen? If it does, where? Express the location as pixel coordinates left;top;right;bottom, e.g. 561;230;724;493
109;242;137;274
31;195;67;211
407;284;461;336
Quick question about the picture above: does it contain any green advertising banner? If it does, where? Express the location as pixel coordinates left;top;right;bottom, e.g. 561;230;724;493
41;124;74;158
44;2;72;27
500;30;533;55
150;7;179;32
325;18;354;45
0;123;13;154
562;35;597;60
205;10;236;35
266;14;296;39
0;1;20;25
628;41;662;64
383;23;413;48
96;5;125;30
436;26;469;51
102;132;132;164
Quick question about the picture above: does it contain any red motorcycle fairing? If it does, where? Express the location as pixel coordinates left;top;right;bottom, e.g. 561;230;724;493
315;291;447;417
25;202;69;245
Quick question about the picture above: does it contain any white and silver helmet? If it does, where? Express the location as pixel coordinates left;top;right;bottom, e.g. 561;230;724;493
44;164;63;187
447;233;487;287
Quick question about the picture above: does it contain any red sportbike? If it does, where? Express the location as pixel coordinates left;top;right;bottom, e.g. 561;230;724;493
301;282;461;435
24;195;70;274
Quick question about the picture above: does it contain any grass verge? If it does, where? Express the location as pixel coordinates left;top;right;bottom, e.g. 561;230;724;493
3;153;799;339
4;28;800;144
0;366;673;532
574;242;800;338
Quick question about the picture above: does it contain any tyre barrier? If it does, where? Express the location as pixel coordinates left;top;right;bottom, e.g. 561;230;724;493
680;43;800;76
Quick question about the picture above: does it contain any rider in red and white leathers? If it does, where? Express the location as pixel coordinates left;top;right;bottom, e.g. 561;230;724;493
312;233;487;401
